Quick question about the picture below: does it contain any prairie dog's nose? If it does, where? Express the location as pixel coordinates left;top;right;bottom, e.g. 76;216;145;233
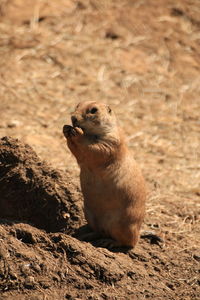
71;116;78;127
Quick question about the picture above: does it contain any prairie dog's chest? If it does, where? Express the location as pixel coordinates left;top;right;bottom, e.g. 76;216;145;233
80;167;124;217
80;168;112;196
79;161;127;201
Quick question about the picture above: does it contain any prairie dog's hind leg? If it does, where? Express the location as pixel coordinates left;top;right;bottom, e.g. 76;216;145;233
92;238;132;251
78;231;103;242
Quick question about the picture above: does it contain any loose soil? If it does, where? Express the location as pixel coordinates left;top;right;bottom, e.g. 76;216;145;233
0;0;199;299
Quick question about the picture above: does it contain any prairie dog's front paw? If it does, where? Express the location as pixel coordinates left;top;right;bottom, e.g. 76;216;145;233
63;125;75;138
63;125;83;139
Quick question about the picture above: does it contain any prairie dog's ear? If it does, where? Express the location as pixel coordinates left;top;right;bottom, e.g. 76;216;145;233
107;106;112;114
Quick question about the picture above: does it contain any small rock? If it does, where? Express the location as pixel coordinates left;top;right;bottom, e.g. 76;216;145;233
25;276;35;288
7;120;21;128
39;280;51;289
193;254;200;262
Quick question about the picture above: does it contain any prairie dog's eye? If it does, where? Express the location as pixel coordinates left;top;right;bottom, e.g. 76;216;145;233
90;107;98;114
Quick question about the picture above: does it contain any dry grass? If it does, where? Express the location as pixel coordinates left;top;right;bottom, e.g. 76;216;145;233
0;0;199;297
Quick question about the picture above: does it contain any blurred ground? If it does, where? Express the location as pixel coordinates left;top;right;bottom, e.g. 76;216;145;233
0;0;199;299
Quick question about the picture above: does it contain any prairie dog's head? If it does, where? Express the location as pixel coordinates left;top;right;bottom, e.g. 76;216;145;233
71;101;118;137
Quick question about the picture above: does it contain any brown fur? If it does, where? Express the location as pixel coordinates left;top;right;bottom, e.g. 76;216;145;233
63;101;146;248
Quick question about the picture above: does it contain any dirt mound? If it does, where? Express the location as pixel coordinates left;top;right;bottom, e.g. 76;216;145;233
0;136;83;233
0;223;128;297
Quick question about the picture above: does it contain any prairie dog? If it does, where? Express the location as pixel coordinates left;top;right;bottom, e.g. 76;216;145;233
63;101;146;248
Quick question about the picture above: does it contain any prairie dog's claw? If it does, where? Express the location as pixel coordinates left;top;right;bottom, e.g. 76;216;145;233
63;125;76;138
63;125;83;138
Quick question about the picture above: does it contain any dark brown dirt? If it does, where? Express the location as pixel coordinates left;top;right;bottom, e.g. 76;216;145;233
0;136;83;234
0;0;199;299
